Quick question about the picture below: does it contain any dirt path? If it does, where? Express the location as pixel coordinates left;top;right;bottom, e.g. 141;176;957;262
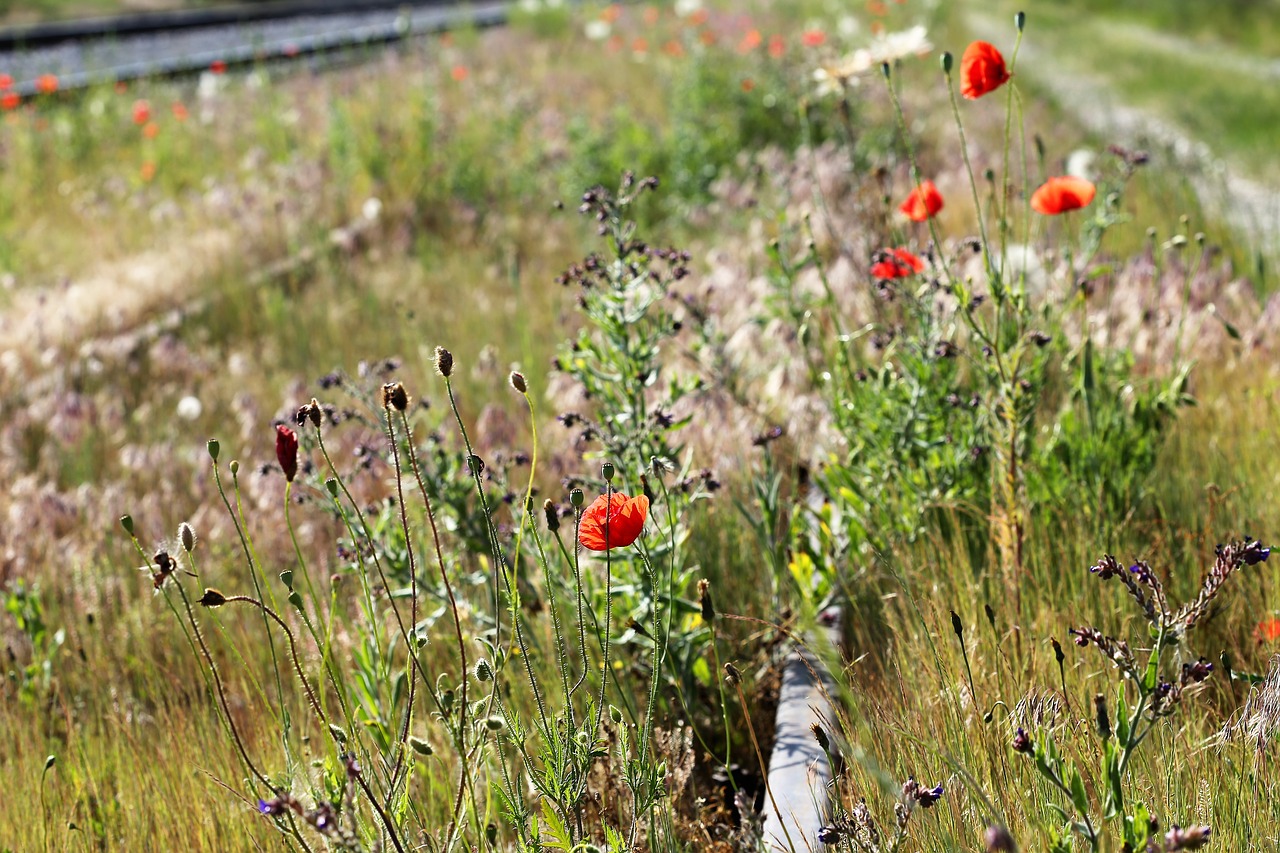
966;10;1280;259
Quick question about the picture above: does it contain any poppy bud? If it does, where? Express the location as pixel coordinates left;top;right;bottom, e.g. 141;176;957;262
475;659;494;682
609;705;623;724
280;570;294;589
483;716;505;731
120;515;135;536
179;522;196;554
1014;11;1026;32
985;825;1017;852
601;462;615;482
325;478;339;497
509;371;527;394
207;438;220;462
276;425;299;482
940;51;953;74
435;346;454;378
199;588;227;607
230;459;239;476
570;488;584;507
468;455;485;476
880;61;891;79
409;736;433;756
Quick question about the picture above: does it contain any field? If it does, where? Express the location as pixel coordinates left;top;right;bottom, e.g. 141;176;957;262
2;0;1280;851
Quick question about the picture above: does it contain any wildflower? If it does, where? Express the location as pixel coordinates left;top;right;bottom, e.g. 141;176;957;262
959;41;1010;99
259;797;289;816
899;180;944;221
1257;618;1280;642
0;73;11;89
802;29;827;47
584;19;611;40
738;29;762;52
210;59;227;74
741;78;755;92
1165;825;1211;850
132;99;151;125
1011;727;1032;754
1;92;18;111
35;74;59;94
984;825;1017;852
768;34;786;58
171;102;188;121
276;424;299;482
140;161;156;182
1030;176;1096;215
871;247;925;279
142;121;159;139
451;65;468;82
578;492;649;551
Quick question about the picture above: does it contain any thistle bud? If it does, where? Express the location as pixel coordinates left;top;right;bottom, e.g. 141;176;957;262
120;515;135;536
434;346;454;378
199;588;227;607
207;438;220;462
601;462;615;482
509;371;527;394
543;499;560;533
940;51;953;74
382;382;408;412
570;488;584;508
179;522;196;554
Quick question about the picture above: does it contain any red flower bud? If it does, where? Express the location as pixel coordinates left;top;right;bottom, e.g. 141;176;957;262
276;425;298;482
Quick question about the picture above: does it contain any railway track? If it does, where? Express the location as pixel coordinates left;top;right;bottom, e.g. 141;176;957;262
0;0;507;98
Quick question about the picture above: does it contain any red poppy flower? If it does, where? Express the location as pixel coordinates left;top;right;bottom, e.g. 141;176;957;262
738;29;762;53
0;74;12;90
1030;176;1096;215
871;247;925;279
171;102;189;121
578;492;649;551
450;65;468;81
35;74;59;95
899;180;944;222
132;99;151;125
1258;618;1280;643
276;425;298;482
960;41;1010;99
1;92;18;111
801;30;826;48
210;59;227;74
768;35;786;58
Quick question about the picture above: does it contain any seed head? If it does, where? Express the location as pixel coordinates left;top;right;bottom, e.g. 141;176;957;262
382;382;409;412
601;461;615;482
435;346;454;378
570;488;584;508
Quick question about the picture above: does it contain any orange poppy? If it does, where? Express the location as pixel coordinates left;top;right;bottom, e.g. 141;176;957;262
1258;618;1280;643
899;180;944;222
1030;176;1096;215
960;41;1010;99
802;30;826;48
871;247;925;279
132;99;151;125
1;92;18;111
578;492;649;551
35;74;59;94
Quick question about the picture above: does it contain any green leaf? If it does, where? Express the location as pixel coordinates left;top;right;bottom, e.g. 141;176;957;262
540;801;572;851
1116;686;1130;744
1069;767;1089;816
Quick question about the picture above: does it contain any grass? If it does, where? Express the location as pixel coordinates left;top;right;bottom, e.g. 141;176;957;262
2;0;1280;850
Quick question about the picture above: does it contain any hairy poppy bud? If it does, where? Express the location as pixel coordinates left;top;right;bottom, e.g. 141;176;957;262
207;438;220;462
179;522;196;554
1014;10;1026;32
120;515;135;536
328;724;348;744
474;659;493;682
230;459;239;476
435;346;454;378
325;478;339;497
940;51;953;74
409;737;433;756
570;488;584;508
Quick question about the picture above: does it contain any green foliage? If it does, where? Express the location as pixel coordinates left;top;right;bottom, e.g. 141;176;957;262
3;582;64;703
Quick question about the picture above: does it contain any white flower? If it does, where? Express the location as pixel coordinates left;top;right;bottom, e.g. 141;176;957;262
584;19;611;40
362;197;383;222
673;0;702;16
176;396;203;421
